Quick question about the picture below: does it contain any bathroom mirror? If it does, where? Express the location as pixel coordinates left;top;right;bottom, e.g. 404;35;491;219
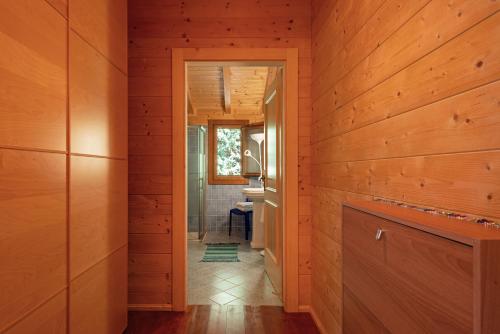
241;122;264;177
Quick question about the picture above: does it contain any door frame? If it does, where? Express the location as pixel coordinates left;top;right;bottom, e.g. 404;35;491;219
172;48;299;312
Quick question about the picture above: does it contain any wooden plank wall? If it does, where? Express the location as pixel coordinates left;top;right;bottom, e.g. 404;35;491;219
0;1;128;333
128;0;312;309
310;0;500;332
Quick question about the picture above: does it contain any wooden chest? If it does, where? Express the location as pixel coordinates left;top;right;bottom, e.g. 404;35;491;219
343;200;500;334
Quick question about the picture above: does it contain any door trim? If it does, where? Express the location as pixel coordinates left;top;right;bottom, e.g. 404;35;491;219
172;48;299;312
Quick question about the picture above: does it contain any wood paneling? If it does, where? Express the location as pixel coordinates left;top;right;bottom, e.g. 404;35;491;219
70;246;128;334
186;65;268;121
129;254;172;273
69;0;127;73
129;117;172;136
129;234;172;254
0;149;66;332
129;272;171;293
45;0;67;18
70;155;128;278
314;13;500;139
128;292;171;306
0;0;66;151
1;0;128;331
4;290;67;334
67;0;128;330
129;155;172;174
129;174;172;194
344;200;500;333
70;32;128;158
129;57;171;77
128;0;311;309
128;37;311;59
343;207;473;333
129;76;171;97
129;96;172;117
311;0;500;332
129;135;172;156
313;81;500;160
129;17;309;39
316;0;500;122
312;0;429;101
129;213;171;234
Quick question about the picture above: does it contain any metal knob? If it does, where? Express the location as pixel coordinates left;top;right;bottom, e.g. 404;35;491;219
375;228;384;240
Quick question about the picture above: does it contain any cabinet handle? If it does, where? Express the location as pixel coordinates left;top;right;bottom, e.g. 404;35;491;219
375;228;384;240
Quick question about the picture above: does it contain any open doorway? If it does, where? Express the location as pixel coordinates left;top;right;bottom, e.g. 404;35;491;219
172;48;299;312
186;63;283;306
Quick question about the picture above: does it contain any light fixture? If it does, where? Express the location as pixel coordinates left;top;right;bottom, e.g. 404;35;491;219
244;132;264;185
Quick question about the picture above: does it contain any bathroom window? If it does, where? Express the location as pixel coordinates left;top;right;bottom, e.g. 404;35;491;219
208;119;249;185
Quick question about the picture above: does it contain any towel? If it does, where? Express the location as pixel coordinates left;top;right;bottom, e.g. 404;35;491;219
236;201;253;212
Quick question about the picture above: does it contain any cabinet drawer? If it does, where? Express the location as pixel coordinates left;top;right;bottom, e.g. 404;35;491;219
343;207;473;334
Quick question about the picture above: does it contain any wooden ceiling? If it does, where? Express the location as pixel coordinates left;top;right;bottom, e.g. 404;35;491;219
187;64;271;125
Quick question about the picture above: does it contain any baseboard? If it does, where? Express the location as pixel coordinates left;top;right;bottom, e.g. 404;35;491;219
309;306;327;334
128;304;173;311
298;304;310;312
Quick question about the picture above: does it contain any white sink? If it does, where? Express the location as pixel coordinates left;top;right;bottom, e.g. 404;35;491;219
242;187;264;200
241;187;265;249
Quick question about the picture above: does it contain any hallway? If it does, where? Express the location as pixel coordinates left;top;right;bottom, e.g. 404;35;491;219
125;306;319;334
2;0;500;333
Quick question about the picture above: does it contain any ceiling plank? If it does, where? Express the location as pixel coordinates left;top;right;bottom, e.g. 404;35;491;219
223;66;232;114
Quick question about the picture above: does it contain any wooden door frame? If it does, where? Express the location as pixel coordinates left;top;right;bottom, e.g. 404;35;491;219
172;48;299;312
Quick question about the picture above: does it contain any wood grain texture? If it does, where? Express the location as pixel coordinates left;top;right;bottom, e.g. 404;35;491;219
313;81;500;159
4;290;67;334
129;0;312;309
129;254;172;273
45;0;67;18
70;32;128;158
129;135;172;156
128;292;171;306
343;287;389;334
310;0;500;332
69;0;127;73
125;305;319;334
129;174;172;194
475;241;500;333
70;246;128;334
129;213;171;234
129;155;172;174
344;201;500;334
0;0;66;151
186;65;268;119
312;0;430;101
0;149;66;332
70;155;128;278
343;207;473;333
1;0;128;331
129;234;172;254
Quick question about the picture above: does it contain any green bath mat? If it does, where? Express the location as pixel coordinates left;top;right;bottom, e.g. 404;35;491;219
201;243;240;262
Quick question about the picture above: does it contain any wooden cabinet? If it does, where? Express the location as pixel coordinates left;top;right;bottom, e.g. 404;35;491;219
343;200;500;334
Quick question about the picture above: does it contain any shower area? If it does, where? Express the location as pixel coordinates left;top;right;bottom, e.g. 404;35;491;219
187;126;207;240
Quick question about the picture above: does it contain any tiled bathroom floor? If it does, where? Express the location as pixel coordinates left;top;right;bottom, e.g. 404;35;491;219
188;232;282;306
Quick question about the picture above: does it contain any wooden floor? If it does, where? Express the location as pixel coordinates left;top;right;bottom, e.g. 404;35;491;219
124;305;319;334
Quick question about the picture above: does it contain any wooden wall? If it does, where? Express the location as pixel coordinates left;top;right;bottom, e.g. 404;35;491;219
128;0;312;309
0;1;128;333
310;0;500;332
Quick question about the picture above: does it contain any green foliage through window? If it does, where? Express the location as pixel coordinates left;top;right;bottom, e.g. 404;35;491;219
216;128;241;176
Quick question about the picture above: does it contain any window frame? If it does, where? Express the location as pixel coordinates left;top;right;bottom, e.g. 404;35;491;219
207;119;249;185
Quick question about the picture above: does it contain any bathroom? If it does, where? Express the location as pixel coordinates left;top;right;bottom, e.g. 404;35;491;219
186;63;283;306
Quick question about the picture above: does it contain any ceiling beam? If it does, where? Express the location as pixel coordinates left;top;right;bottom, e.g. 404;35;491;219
187;87;196;115
223;66;232;114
